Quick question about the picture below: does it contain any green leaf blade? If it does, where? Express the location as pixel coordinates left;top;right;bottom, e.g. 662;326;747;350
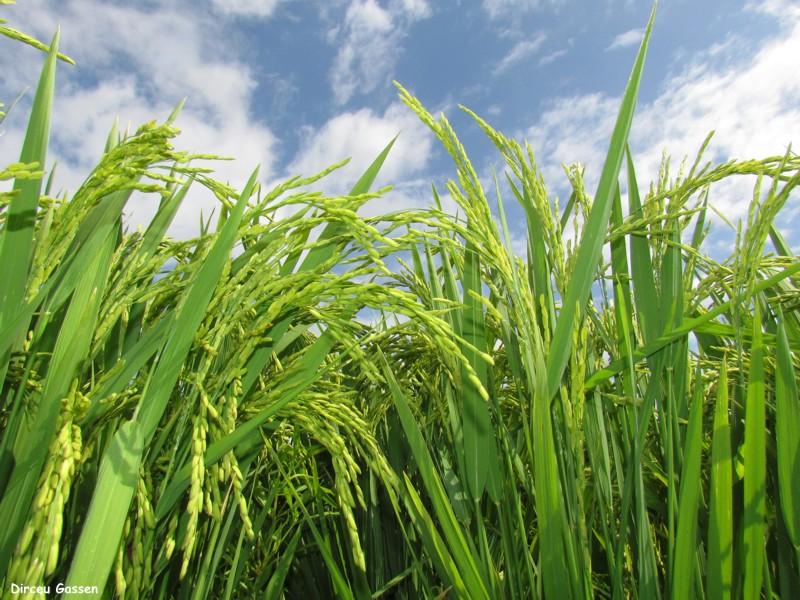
671;368;704;600
742;304;767;599
63;421;144;599
0;29;60;386
546;4;657;400
707;358;733;600
775;313;800;548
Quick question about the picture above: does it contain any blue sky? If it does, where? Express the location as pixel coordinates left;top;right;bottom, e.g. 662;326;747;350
1;0;798;249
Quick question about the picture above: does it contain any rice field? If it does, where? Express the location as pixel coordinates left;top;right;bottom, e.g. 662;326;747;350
1;5;799;599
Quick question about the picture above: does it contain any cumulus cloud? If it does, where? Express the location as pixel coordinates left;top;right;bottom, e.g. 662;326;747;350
287;101;434;195
495;32;547;74
524;93;619;187
0;0;276;238
522;10;800;222
356;178;457;219
328;0;431;105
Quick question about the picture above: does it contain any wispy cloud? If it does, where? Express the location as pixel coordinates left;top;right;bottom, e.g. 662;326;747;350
606;27;644;51
210;0;282;18
496;32;547;73
538;47;568;66
746;0;800;19
328;0;431;105
397;0;431;19
482;0;562;19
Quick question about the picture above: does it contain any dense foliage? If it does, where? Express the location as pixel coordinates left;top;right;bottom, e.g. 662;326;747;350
1;6;798;599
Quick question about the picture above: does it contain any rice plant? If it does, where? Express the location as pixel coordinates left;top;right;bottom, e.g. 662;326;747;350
1;4;798;598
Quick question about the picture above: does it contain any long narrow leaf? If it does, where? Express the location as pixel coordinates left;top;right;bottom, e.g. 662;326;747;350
742;304;767;599
0;29;59;387
707;358;733;600
671;367;704;599
545;4;656;401
775;312;799;548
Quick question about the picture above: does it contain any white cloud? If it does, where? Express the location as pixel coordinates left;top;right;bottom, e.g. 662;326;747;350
357;178;454;219
746;0;800;19
495;33;547;73
287;101;434;195
482;0;561;19
211;0;282;18
522;11;800;223
538;47;568;66
525;93;619;189
606;27;644;51
0;0;276;239
328;0;431;105
397;0;431;19
350;0;394;31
